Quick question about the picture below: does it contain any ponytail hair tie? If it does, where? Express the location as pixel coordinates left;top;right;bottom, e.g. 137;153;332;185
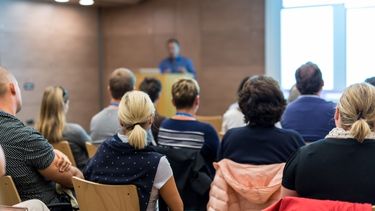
357;111;364;120
127;123;142;130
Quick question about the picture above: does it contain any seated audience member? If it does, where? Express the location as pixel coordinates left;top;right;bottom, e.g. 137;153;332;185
209;76;304;211
287;84;300;104
221;76;250;134
365;76;375;86
0;145;50;211
0;67;83;209
281;62;336;142
36;86;90;170
158;78;220;168
282;83;375;204
139;77;166;142
218;76;305;164
90;68;155;145
85;91;183;211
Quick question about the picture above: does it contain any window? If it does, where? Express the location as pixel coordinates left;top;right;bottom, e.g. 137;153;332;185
346;7;375;85
281;6;334;90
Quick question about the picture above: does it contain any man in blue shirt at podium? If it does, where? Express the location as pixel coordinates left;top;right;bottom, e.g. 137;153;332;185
159;38;196;77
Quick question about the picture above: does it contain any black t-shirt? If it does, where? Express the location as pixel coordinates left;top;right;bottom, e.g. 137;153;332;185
217;126;305;164
283;138;375;204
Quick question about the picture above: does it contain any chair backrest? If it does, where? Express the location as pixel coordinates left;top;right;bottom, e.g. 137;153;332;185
196;115;223;133
52;141;77;167
85;142;98;158
72;177;140;211
0;176;21;206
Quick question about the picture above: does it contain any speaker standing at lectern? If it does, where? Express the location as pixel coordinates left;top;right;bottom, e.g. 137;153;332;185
159;38;196;77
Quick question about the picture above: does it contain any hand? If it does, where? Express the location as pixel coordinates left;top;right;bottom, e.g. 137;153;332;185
177;67;187;73
54;150;72;173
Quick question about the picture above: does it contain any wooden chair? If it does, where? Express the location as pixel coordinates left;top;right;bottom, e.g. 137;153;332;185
85;142;98;158
72;177;140;211
196;115;223;134
52;141;77;167
0;176;21;206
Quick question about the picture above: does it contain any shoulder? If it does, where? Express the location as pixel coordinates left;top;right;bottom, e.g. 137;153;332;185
65;123;86;133
275;127;302;137
196;121;216;133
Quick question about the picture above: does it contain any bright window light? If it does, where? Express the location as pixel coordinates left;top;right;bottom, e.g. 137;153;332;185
346;7;375;85
79;0;94;6
283;0;345;8
281;6;334;90
55;0;69;2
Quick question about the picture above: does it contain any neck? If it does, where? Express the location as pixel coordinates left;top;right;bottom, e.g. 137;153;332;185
176;108;195;116
0;101;16;116
110;98;121;105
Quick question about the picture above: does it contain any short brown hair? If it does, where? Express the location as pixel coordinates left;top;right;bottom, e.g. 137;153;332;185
109;68;136;100
172;78;200;109
295;62;324;95
239;75;286;127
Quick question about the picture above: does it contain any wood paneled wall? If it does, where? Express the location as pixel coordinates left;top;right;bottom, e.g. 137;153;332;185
100;0;265;115
0;0;100;129
0;0;265;130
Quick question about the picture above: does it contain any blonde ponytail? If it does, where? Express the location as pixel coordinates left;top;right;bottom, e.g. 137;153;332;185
350;119;372;143
338;83;375;142
127;124;147;149
118;90;155;149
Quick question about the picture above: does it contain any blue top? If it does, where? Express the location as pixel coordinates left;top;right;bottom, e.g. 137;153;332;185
84;134;162;211
159;56;196;76
158;119;219;166
218;126;305;164
281;96;336;142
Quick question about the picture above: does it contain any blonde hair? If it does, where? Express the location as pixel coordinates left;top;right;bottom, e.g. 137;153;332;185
338;83;375;142
171;78;200;109
118;91;155;149
36;86;67;143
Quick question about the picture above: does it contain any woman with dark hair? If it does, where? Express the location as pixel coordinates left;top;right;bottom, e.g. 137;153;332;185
217;76;305;164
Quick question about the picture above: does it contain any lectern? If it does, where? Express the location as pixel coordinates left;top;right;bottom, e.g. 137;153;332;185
135;73;193;117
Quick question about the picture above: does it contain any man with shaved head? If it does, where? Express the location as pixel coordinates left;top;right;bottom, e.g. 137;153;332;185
281;62;336;142
90;68;155;145
0;67;83;210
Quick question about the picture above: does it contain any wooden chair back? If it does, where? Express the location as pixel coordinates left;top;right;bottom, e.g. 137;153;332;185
72;177;140;211
85;143;98;158
196;115;223;134
0;176;21;206
52;141;77;167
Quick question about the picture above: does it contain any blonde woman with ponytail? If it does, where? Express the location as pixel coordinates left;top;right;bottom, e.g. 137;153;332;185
36;86;91;170
281;83;375;204
84;91;183;211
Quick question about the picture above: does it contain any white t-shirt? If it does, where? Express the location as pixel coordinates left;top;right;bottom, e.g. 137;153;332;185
117;133;173;211
146;156;173;211
221;103;246;133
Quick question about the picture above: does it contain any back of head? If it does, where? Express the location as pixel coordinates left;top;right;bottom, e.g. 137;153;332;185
171;78;200;109
0;67;11;98
295;62;324;95
36;86;67;143
237;76;251;97
118;91;155;149
365;77;375;86
337;83;375;142
139;77;162;103
239;75;286;127
109;68;136;100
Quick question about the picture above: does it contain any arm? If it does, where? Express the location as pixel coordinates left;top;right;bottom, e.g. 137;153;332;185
202;125;220;164
0;145;6;176
39;151;83;188
159;177;183;211
186;59;196;75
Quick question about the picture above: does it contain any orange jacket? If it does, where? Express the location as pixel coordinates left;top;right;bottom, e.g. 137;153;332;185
207;159;285;211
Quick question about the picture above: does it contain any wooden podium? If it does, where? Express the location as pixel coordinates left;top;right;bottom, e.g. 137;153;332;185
135;72;193;117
